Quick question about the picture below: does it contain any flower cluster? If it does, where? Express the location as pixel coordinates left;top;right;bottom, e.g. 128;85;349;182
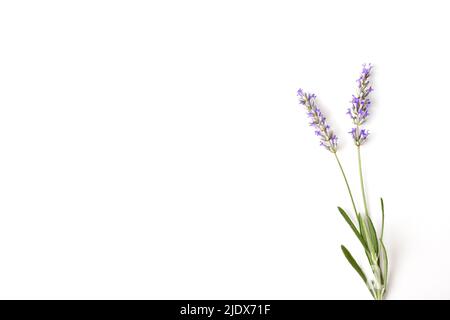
350;127;369;146
297;88;338;153
347;64;373;145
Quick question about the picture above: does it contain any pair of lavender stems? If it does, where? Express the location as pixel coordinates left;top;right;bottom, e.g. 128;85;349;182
298;64;388;300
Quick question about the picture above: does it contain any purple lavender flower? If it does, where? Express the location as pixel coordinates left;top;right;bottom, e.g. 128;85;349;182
298;88;338;153
350;127;369;146
348;64;373;145
347;64;373;125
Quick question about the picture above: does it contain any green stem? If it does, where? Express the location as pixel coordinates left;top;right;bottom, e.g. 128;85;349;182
357;146;369;216
357;145;385;300
335;148;385;300
334;153;358;217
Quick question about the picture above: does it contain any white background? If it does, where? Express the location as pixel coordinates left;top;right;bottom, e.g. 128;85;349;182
1;0;449;300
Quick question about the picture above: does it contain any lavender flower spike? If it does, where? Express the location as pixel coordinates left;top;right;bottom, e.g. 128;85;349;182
348;63;373;145
297;88;338;153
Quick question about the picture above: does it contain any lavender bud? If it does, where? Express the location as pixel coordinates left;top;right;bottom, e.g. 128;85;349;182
298;88;338;153
349;127;369;146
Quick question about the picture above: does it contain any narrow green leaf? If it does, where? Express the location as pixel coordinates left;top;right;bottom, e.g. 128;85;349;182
341;245;368;284
359;214;377;260
380;240;388;287
380;198;385;241
366;214;379;256
337;207;367;250
354;212;374;266
357;212;364;235
341;245;376;299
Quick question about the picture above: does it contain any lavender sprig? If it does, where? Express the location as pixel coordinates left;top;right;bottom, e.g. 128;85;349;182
297;88;338;153
347;64;373;146
297;64;388;300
